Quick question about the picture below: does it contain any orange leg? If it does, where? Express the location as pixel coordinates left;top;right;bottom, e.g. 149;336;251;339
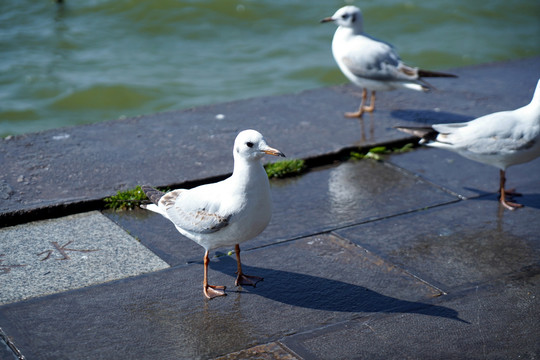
234;244;263;287
499;170;523;210
363;91;376;113
345;89;376;118
203;250;226;299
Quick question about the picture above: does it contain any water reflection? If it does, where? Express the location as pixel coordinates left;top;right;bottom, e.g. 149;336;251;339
327;160;398;219
123;293;253;358
357;112;375;143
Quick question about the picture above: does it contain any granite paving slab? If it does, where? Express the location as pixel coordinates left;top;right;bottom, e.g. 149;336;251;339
0;234;461;359
0;211;169;305
334;190;540;292
281;281;540;360
104;157;458;266
1;57;538;223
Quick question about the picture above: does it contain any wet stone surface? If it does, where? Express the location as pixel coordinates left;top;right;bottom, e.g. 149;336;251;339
386;147;540;202
104;158;458;266
0;143;539;359
282;282;540;360
1;143;540;359
335;195;540;291
0;234;454;359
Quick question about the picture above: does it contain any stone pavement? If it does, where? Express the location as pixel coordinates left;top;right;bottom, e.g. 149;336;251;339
1;57;539;359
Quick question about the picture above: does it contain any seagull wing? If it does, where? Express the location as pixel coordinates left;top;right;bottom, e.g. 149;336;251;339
433;112;536;155
341;35;416;81
160;188;231;234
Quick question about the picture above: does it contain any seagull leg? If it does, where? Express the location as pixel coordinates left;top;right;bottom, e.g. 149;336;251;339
234;244;263;287
345;89;376;118
499;170;523;210
345;88;367;118
203;250;226;299
363;91;376;113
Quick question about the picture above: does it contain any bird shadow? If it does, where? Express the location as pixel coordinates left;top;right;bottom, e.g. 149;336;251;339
210;255;469;324
391;109;474;125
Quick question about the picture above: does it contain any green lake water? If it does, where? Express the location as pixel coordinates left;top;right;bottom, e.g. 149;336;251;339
1;0;539;136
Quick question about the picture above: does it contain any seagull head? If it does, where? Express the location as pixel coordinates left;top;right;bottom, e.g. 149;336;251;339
321;6;363;31
234;129;285;162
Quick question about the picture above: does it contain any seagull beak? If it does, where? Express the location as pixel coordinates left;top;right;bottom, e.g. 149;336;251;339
320;17;334;23
262;146;286;158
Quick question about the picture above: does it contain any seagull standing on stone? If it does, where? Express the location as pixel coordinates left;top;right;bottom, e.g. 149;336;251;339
396;79;540;210
321;6;457;118
141;130;285;299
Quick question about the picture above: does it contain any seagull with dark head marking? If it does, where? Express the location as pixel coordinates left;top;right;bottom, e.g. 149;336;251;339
141;129;285;299
396;79;540;210
321;6;457;118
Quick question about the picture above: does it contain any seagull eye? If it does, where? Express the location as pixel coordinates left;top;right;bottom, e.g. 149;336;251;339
341;14;349;19
246;142;254;148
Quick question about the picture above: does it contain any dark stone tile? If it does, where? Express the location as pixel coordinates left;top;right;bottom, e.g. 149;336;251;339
387;147;540;202
0;343;14;360
0;329;20;360
282;281;540;360
335;197;540;291
0;234;460;360
104;159;457;266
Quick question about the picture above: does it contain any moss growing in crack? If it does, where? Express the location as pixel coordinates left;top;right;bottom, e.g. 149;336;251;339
350;143;414;161
104;185;148;211
264;159;306;179
392;143;415;153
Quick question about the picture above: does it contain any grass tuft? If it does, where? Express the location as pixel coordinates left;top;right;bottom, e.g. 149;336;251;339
104;185;148;211
350;143;414;161
264;159;306;179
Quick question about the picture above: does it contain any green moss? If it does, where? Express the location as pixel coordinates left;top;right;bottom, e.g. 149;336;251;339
350;143;414;161
393;142;415;153
367;146;388;154
350;151;365;160
264;159;306;179
103;185;148;211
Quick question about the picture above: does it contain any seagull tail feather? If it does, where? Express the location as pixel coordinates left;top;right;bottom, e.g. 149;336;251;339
141;185;165;205
418;69;458;78
394;126;439;144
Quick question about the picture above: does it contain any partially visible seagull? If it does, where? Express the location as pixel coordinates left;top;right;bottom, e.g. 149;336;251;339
321;6;457;117
141;130;285;299
396;79;540;210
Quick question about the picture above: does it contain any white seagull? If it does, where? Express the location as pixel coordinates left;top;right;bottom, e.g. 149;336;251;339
141;130;285;299
396;79;540;210
321;6;457;118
